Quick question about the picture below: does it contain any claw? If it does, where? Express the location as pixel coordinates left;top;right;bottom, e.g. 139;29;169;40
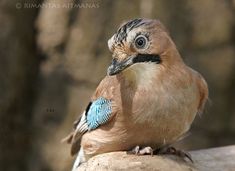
139;146;153;156
156;146;193;163
127;146;153;156
127;145;140;155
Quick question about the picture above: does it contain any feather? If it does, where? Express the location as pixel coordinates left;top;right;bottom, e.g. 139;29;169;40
64;98;113;156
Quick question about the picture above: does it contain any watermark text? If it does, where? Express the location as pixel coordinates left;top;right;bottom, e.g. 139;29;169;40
16;1;99;9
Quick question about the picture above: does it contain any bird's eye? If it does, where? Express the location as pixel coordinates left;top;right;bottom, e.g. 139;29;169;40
134;35;148;49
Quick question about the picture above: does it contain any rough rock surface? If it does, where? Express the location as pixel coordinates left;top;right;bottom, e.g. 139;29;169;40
77;145;235;171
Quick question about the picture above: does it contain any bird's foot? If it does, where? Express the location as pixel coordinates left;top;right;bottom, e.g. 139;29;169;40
155;146;193;163
127;146;153;156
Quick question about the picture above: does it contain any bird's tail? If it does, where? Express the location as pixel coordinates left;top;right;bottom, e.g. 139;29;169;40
61;130;82;156
61;132;74;144
61;111;86;155
71;147;85;171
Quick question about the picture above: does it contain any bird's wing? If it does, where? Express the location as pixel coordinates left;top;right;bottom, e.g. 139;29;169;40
196;72;209;115
187;67;208;115
77;97;113;132
64;97;115;155
62;76;118;155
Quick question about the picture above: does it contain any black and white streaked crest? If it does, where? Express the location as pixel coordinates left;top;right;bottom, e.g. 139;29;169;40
114;18;145;44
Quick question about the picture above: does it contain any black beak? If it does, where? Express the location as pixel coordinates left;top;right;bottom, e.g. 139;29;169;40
107;56;134;76
107;54;161;76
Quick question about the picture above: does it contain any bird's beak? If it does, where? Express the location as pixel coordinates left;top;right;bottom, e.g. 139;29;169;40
107;56;134;76
107;54;161;76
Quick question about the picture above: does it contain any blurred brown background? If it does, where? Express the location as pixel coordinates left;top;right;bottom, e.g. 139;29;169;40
0;0;235;171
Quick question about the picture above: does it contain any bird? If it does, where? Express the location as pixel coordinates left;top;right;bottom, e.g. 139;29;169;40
63;18;208;171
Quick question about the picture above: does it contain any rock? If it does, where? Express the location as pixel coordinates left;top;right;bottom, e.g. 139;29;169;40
77;145;235;171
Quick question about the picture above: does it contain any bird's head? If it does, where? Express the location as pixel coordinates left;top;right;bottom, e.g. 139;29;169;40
107;18;182;76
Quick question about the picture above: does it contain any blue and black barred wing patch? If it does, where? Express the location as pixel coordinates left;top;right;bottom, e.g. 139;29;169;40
68;97;112;155
74;97;112;134
86;97;112;130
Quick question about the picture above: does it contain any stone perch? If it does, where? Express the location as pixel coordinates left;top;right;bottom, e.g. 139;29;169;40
77;145;235;171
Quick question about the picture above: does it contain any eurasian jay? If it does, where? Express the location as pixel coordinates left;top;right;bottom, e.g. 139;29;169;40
63;18;208;170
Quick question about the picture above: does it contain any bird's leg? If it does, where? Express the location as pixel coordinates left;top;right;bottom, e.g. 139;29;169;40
127;146;153;156
155;146;193;163
127;145;140;155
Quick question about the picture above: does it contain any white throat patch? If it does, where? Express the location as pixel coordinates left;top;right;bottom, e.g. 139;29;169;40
123;63;159;87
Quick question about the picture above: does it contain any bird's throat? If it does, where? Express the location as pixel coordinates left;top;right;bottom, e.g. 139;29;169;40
120;63;158;87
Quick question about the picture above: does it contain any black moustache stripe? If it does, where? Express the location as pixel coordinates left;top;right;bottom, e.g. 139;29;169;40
133;54;161;64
